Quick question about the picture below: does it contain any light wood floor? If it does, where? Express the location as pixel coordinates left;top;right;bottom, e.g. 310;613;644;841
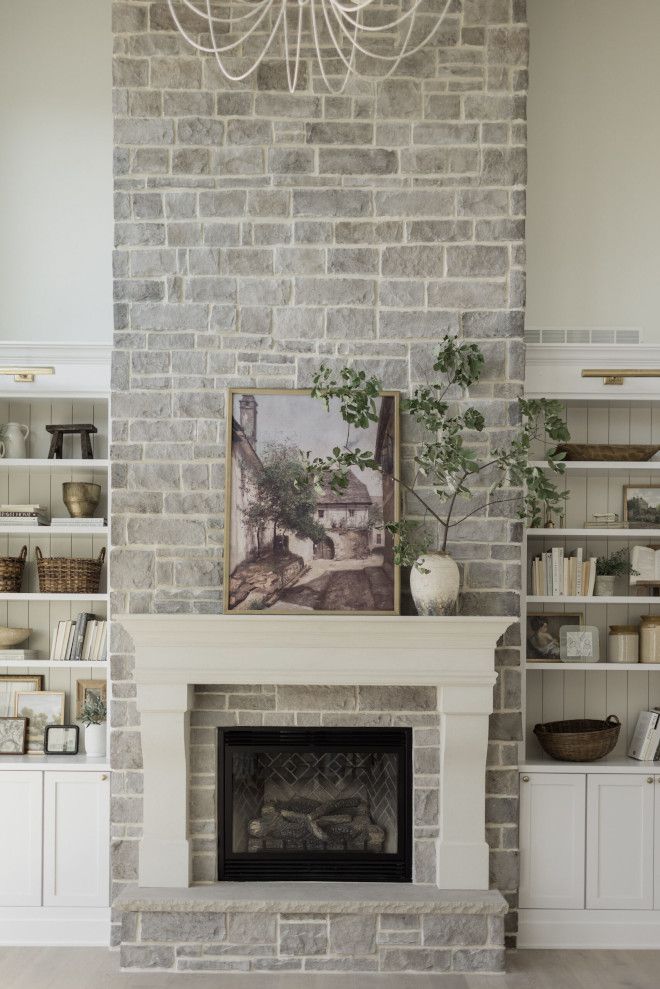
1;948;660;988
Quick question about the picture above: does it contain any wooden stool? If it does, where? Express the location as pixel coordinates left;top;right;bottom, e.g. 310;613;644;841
46;423;98;460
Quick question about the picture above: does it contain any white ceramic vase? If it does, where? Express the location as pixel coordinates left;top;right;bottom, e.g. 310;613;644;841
410;551;460;616
594;575;615;597
84;723;106;758
0;422;29;459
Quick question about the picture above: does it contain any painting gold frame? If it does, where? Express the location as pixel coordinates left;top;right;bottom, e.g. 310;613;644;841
526;612;584;663
224;387;401;615
75;679;107;720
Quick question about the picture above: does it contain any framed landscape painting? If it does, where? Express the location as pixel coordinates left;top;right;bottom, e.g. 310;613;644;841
224;388;400;614
14;691;65;755
624;485;660;528
526;613;583;662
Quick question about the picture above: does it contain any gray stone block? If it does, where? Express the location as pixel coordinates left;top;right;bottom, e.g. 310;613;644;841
276;685;357;712
422;914;488;946
225;913;277;944
452;948;506;972
329;915;376;955
140;912;225;942
358;686;436;712
381;948;451;972
120;944;175;970
279;922;328;956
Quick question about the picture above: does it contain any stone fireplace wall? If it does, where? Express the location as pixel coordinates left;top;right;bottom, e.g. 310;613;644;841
110;0;527;948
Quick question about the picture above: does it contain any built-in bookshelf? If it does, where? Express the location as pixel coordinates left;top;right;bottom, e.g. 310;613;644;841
0;344;110;748
524;346;660;770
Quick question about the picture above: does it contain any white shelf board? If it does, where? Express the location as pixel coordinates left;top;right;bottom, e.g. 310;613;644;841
527;596;659;605
527;528;659;538
0;659;107;669
0;459;108;470
531;460;660;476
0;755;109;772
0;593;108;602
525;661;660;672
520;756;660;775
0;526;107;536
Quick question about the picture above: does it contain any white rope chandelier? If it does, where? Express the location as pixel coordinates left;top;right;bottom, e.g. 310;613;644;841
167;0;453;93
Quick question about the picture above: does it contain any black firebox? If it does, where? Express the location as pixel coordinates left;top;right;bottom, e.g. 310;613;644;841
218;727;412;882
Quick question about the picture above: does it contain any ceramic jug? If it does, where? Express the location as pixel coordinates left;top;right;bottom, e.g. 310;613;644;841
0;423;29;459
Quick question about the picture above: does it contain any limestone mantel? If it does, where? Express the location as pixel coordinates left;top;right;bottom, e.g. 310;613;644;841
118;614;513;891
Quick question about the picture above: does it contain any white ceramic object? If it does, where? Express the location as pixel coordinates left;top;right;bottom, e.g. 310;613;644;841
594;575;615;597
0;423;29;459
410;551;460;616
84;723;106;758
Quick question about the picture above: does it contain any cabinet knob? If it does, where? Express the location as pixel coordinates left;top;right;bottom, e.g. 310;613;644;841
647;777;654;784
521;775;530;782
101;774;108;781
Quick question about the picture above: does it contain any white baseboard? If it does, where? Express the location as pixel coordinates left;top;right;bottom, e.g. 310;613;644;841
519;909;660;949
0;907;110;946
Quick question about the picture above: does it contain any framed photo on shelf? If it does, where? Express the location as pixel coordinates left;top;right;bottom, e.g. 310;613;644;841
14;691;65;754
0;717;27;755
224;388;400;615
624;485;660;529
526;613;583;662
75;679;107;720
0;675;43;718
44;725;80;755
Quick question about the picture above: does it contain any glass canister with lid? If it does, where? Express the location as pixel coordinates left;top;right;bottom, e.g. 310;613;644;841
640;616;660;664
607;625;639;664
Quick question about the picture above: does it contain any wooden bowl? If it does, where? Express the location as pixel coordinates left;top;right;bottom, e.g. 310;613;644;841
0;626;31;648
555;444;660;462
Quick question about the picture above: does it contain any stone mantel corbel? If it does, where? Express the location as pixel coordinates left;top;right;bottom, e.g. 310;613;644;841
117;614;514;890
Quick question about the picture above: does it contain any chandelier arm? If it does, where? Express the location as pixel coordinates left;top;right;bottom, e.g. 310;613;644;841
320;0;364;77
324;0;451;64
282;0;304;93
177;0;272;25
201;0;279;57
329;0;429;31
207;4;287;80
167;0;273;55
309;0;355;95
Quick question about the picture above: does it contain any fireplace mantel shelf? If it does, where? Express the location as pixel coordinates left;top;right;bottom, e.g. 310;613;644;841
118;614;512;687
117;613;513;891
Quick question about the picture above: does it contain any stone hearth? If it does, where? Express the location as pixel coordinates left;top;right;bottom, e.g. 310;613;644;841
115;615;512;974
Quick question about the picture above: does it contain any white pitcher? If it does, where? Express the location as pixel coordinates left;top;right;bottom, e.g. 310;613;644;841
0;423;29;459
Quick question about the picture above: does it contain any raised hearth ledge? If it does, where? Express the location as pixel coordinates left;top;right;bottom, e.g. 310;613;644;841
115;882;507;916
118;614;514;891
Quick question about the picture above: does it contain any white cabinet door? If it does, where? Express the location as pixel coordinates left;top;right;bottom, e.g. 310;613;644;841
586;774;654;910
0;772;43;906
655;778;660;910
519;772;586;909
43;771;109;908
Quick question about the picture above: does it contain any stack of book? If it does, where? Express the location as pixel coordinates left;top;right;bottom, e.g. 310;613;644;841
50;517;105;529
50;613;107;662
530;547;597;597
0;503;48;526
628;709;660;761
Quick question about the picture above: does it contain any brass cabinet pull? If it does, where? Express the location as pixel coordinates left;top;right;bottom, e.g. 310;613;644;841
521;775;530;782
101;773;109;781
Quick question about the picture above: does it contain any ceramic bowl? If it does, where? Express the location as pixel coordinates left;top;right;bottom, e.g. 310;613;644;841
62;482;101;518
0;626;31;648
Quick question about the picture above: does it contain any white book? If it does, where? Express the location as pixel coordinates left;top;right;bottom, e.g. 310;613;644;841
628;711;660;760
575;548;584;596
587;557;597;596
50;517;105;526
52;620;68;660
81;620;96;661
92;621;106;661
643;719;660;761
551;547;564;596
630;545;660;585
95;622;107;661
0;649;38;660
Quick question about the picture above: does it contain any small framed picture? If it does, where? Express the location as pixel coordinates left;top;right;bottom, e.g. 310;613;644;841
14;691;65;754
560;625;600;663
0;674;43;718
75;680;107;720
0;717;27;755
526;613;583;662
624;485;660;528
44;725;80;755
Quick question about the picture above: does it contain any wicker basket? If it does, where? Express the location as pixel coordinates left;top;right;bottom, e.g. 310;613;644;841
556;443;660;462
0;545;27;593
35;546;105;595
534;715;621;762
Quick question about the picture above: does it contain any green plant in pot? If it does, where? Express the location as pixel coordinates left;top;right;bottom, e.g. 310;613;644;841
81;694;107;758
595;549;639;597
306;335;569;615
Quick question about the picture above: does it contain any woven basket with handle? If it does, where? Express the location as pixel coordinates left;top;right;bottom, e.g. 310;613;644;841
534;715;621;762
35;546;105;595
0;545;27;593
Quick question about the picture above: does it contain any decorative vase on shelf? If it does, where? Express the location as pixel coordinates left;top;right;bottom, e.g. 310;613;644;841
0;423;29;459
84;723;106;758
410;551;460;616
594;575;616;597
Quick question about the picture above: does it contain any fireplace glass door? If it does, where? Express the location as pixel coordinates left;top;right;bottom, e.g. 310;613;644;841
219;727;412;881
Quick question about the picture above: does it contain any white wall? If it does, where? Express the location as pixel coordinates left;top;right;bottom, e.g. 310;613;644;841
0;0;112;343
527;0;660;342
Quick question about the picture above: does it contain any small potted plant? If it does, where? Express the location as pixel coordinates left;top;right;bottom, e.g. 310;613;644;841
81;694;107;758
595;549;639;597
